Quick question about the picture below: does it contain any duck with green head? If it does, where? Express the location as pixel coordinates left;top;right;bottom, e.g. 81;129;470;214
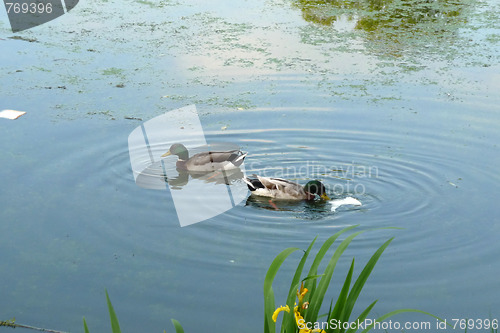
244;175;330;201
161;143;247;172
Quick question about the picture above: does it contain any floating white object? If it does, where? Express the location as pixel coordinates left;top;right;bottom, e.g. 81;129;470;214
330;197;362;212
0;110;26;120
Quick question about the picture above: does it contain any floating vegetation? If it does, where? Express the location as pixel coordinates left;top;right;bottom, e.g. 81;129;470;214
101;67;125;77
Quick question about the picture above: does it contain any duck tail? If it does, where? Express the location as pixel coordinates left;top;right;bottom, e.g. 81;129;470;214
243;174;263;191
243;177;254;189
231;151;247;167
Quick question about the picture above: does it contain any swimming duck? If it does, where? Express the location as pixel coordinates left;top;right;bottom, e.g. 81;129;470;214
161;143;247;172
244;175;330;201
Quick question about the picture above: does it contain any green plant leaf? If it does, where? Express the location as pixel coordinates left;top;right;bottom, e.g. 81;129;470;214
326;299;334;320
264;287;276;333
264;247;300;333
83;317;89;333
328;258;355;327
105;290;122;333
304;225;359;299
338;237;394;331
303;274;324;282
171;319;185;333
344;300;378;333
306;229;369;323
283;237;317;333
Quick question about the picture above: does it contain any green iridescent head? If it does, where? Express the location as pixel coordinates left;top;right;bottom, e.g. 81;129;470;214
304;180;330;200
161;143;189;160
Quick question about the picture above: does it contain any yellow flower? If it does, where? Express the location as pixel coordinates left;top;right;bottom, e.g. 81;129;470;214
293;308;326;333
294;306;304;326
296;282;309;315
272;305;290;322
297;282;308;303
272;283;325;333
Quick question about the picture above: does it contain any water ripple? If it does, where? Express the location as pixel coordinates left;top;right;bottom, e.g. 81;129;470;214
62;119;499;271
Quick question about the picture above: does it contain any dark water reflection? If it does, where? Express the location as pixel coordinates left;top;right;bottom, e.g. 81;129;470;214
294;0;474;59
294;0;469;30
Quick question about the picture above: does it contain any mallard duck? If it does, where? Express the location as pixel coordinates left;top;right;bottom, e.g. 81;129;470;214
244;175;330;201
161;143;247;172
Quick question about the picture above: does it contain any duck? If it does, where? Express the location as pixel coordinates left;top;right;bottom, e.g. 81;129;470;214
161;143;247;172
244;175;331;201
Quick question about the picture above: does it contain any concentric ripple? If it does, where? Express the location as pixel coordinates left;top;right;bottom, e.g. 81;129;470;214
38;110;499;276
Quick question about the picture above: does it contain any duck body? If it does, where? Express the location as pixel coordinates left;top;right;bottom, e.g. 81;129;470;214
244;175;330;201
162;143;247;172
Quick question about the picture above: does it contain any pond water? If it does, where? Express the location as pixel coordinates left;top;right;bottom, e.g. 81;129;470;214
1;0;500;332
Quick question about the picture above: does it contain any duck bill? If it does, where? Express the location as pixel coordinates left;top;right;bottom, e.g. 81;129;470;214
321;193;331;201
161;151;172;157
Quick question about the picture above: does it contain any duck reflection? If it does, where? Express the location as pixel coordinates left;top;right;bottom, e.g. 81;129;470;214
245;195;295;211
133;142;249;227
134;142;247;191
166;168;245;189
161;142;247;190
161;143;246;172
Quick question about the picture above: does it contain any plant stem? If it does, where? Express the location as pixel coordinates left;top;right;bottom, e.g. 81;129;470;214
0;319;69;333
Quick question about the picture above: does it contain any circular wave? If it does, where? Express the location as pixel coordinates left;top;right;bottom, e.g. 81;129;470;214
65;120;499;271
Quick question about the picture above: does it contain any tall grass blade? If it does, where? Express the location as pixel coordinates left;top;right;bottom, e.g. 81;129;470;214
264;247;300;333
343;300;378;333
105;290;122;333
171;319;185;333
83;318;89;333
328;258;355;325
303;274;324;282
264;287;276;333
304;225;359;298
282;237;317;333
327;299;334;319
306;229;369;323
338;237;394;331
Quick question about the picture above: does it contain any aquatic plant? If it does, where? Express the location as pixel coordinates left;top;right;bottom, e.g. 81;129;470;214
82;290;185;333
82;290;120;333
2;226;450;333
263;225;445;333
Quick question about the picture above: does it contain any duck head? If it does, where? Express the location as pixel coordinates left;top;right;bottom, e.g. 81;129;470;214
161;143;189;160
304;180;330;200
